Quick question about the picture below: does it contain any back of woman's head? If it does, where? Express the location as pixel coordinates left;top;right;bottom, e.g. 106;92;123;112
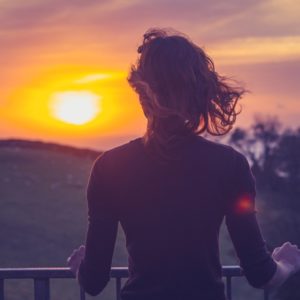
128;28;245;158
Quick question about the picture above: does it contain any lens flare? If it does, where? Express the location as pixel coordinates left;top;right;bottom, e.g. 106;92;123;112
235;194;255;214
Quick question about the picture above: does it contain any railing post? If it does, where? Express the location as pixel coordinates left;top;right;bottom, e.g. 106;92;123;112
116;277;122;300
264;288;269;300
226;276;232;300
0;279;4;300
34;278;50;300
80;287;86;300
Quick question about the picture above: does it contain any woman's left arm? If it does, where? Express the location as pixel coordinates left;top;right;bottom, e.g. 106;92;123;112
67;153;119;296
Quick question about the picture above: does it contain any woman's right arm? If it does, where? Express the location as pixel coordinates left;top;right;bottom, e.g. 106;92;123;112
224;151;300;289
225;209;278;288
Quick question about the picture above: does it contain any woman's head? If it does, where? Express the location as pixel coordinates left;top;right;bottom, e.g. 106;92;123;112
128;28;245;152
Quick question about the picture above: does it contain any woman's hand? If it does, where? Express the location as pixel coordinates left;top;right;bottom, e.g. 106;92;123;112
272;242;300;275
264;242;300;289
67;245;86;276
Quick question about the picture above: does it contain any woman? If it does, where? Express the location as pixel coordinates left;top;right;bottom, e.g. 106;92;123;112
67;28;300;300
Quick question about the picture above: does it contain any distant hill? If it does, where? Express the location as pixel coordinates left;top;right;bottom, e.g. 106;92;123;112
0;138;101;159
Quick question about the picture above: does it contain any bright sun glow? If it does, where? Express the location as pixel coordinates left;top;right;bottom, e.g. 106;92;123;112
50;91;101;125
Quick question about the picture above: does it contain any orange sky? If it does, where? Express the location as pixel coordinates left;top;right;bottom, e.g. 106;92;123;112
1;0;300;150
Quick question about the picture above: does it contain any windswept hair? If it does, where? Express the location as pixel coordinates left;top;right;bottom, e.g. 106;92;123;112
128;28;246;159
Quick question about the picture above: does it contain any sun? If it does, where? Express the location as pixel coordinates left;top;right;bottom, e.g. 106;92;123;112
50;91;101;125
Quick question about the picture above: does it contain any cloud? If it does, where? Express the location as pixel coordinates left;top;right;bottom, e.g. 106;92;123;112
74;74;113;84
208;36;300;65
187;0;300;42
262;0;300;26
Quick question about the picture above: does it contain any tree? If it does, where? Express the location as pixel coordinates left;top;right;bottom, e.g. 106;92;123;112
229;116;281;188
273;129;300;195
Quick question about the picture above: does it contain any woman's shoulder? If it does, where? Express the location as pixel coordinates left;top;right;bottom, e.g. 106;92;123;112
92;137;143;169
194;135;244;161
104;137;142;158
92;135;248;170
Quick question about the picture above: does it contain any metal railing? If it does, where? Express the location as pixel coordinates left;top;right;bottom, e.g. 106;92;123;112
0;266;269;300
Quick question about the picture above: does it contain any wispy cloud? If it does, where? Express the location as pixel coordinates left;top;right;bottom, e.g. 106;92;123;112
74;74;113;84
262;0;300;27
209;36;300;65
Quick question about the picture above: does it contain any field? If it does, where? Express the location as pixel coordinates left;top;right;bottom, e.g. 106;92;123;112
0;140;274;299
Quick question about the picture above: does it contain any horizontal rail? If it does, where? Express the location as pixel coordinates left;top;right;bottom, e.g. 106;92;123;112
0;265;242;279
0;267;129;279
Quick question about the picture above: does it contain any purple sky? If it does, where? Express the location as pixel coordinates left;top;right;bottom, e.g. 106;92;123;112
1;0;300;149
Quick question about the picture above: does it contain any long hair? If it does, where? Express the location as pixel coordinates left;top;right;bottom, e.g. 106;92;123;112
128;28;246;160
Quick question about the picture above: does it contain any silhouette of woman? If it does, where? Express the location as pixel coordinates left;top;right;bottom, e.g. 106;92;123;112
67;28;300;300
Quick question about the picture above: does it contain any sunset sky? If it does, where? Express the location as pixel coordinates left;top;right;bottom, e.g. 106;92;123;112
1;0;300;150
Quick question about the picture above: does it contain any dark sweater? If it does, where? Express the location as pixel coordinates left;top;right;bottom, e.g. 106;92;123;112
78;135;277;300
